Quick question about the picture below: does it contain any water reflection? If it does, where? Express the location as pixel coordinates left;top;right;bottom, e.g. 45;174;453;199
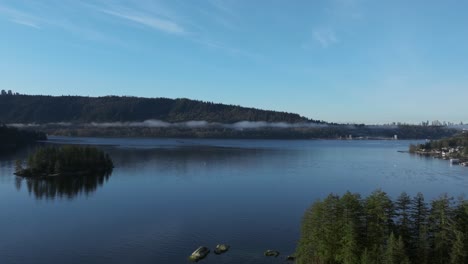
15;171;112;200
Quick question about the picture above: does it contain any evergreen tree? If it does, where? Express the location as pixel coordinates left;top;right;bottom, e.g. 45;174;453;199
450;230;466;264
337;192;364;264
429;194;454;264
452;197;468;264
384;233;396;264
364;189;395;261
409;192;429;264
395;192;412;253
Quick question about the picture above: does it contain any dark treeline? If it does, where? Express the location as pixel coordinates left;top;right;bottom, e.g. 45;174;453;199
15;145;113;177
0;124;46;153
39;124;457;140
296;190;468;264
0;93;314;123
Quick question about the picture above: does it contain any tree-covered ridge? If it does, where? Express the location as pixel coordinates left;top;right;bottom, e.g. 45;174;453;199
296;190;468;264
0;93;313;123
15;145;113;177
0;124;46;153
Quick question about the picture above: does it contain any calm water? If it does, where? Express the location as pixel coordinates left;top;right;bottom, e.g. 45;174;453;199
0;137;467;264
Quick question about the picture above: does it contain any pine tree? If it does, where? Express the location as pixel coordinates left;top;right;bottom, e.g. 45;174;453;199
360;248;375;264
409;192;429;264
338;222;360;264
396;192;412;253
429;194;454;264
450;230;466;264
364;190;394;251
384;233;396;264
384;233;410;264
337;192;364;264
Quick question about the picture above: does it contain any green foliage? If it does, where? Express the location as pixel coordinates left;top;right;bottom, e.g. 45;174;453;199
429;195;454;264
365;190;394;249
395;192;412;255
296;191;468;264
17;145;113;176
409;193;429;264
450;230;466;264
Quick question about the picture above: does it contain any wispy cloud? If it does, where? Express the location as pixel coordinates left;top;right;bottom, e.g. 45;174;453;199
10;18;40;29
313;28;338;48
102;9;186;35
0;5;40;29
0;1;256;59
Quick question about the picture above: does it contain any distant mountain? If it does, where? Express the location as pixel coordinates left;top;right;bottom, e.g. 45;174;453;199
0;94;318;124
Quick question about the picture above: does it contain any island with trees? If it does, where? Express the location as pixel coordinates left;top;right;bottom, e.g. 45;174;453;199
296;190;468;264
15;145;113;177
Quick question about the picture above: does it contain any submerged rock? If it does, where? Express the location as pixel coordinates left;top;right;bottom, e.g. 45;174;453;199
214;244;230;254
286;255;296;261
189;246;210;262
264;250;280;257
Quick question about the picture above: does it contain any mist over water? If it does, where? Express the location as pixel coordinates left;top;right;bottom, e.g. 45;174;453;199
9;120;468;131
8;120;330;130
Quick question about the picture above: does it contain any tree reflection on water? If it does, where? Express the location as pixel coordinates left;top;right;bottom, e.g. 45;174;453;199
15;170;112;200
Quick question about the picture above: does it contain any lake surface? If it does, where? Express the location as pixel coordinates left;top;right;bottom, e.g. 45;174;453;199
0;137;467;264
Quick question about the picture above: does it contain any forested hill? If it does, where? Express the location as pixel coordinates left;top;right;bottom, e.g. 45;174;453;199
0;93;315;124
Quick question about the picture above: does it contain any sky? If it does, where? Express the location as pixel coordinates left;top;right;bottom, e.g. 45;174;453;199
1;0;467;124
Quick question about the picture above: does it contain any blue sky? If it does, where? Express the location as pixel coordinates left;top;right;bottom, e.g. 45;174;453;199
1;0;467;124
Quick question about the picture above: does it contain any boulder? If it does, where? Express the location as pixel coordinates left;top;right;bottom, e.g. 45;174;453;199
189;246;210;262
214;244;230;255
264;250;280;257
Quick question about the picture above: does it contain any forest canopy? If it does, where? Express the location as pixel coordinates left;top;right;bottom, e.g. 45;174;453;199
296;190;468;264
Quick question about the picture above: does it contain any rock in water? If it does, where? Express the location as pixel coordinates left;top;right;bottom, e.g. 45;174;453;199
214;244;230;255
264;250;280;257
189;246;210;262
286;255;296;261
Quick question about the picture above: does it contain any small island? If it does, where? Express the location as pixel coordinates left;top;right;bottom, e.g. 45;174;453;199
15;145;113;177
409;132;468;165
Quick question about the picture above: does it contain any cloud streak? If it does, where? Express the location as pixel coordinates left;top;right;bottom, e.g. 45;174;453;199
0;5;40;29
10;18;40;29
102;9;186;35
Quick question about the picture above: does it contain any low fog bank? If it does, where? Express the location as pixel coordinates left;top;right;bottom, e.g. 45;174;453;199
8;120;468;131
8;120;330;130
